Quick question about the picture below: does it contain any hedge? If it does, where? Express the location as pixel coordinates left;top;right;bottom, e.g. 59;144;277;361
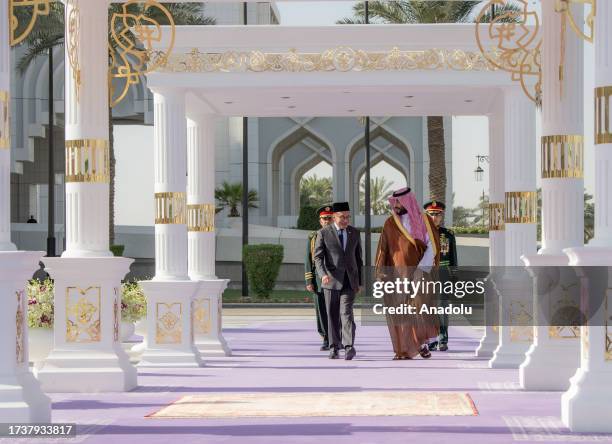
297;205;319;231
243;244;284;299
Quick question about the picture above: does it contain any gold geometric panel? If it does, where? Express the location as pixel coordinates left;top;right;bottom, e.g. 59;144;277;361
488;203;505;231
16;290;25;364
0;91;9;149
595;86;612;145
549;326;580;339
155;192;186;225
505;191;537;224
66;286;101;343
187;204;215;232
509;301;533;342
156;302;182;344
541;135;584;179
192;298;211;335
9;0;51;46
549;282;581;339
65;139;110;183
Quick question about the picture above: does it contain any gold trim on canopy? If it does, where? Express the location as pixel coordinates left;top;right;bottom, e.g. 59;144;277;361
541;135;584;179
488;203;505;231
595;86;612;145
505;191;537;224
65;139;110;183
159;47;500;74
475;0;542;105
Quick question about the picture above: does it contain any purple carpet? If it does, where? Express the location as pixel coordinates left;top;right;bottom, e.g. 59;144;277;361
27;320;612;444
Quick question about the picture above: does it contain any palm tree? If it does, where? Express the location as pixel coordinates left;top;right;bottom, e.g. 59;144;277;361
452;206;476;227
299;175;333;208
17;3;214;248
339;1;521;203
215;182;259;217
472;191;490;228
360;177;393;215
584;191;594;243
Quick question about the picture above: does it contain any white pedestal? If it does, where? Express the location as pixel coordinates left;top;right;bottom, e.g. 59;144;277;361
561;247;612;432
475;276;500;358
192;279;231;357
0;251;51;421
489;269;533;369
36;257;137;392
519;254;580;390
138;280;203;368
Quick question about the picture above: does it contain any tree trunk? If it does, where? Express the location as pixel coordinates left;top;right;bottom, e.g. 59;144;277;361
109;106;115;247
427;116;447;203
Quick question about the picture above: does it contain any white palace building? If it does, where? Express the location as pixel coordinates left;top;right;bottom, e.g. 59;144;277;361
0;0;611;434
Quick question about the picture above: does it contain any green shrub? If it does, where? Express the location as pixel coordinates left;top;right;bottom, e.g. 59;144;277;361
297;205;320;231
110;245;125;256
243;244;284;299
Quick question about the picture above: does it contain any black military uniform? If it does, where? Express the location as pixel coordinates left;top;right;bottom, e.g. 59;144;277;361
305;205;332;350
424;201;457;351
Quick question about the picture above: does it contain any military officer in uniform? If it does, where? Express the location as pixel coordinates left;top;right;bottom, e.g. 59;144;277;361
305;205;333;350
424;200;457;351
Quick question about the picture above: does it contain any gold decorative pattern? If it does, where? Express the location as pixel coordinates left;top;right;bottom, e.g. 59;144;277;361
113;287;120;342
15;290;25;364
66;287;101;343
541;135;584;179
505;191;538;224
159;47;500;74
155;192;186;225
109;0;176;108
475;0;542;105
549;281;581;339
66;0;81;102
595;86;612;145
9;0;51;46
65;139;110;183
555;0;596;43
156;302;182;344
509;300;534;342
606;289;611;361
0;91;9;149
488;203;505;231
192;297;211;335
187;204;215;232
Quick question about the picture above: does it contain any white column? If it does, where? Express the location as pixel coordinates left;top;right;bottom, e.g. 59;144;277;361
489;88;537;369
37;0;136;392
562;0;612;432
476;104;504;358
187;114;231;357
0;2;50;418
138;89;202;367
519;1;584;390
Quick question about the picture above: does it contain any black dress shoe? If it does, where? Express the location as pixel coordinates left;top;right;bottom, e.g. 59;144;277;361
344;346;356;360
428;341;438;351
439;343;448;351
320;343;330;351
329;347;339;359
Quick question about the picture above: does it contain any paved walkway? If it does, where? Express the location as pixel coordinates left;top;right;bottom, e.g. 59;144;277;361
13;314;612;444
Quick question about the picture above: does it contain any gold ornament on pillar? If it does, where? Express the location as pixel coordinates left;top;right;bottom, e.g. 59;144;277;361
66;0;81;103
109;0;176;108
554;0;596;98
65;287;101;343
505;191;538;224
9;0;51;46
595;86;612;145
475;0;542;105
187;204;215;232
541;135;584;178
0;90;9;149
488;203;505;231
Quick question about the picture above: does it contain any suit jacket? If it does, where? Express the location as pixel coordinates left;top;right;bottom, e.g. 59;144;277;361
314;224;363;291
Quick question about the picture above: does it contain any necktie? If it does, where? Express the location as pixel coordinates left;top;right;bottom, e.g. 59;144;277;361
338;229;344;250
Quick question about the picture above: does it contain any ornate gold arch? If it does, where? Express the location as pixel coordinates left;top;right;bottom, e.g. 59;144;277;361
9;0;52;46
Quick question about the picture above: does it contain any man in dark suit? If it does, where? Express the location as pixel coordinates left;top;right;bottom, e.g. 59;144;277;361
314;201;363;360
